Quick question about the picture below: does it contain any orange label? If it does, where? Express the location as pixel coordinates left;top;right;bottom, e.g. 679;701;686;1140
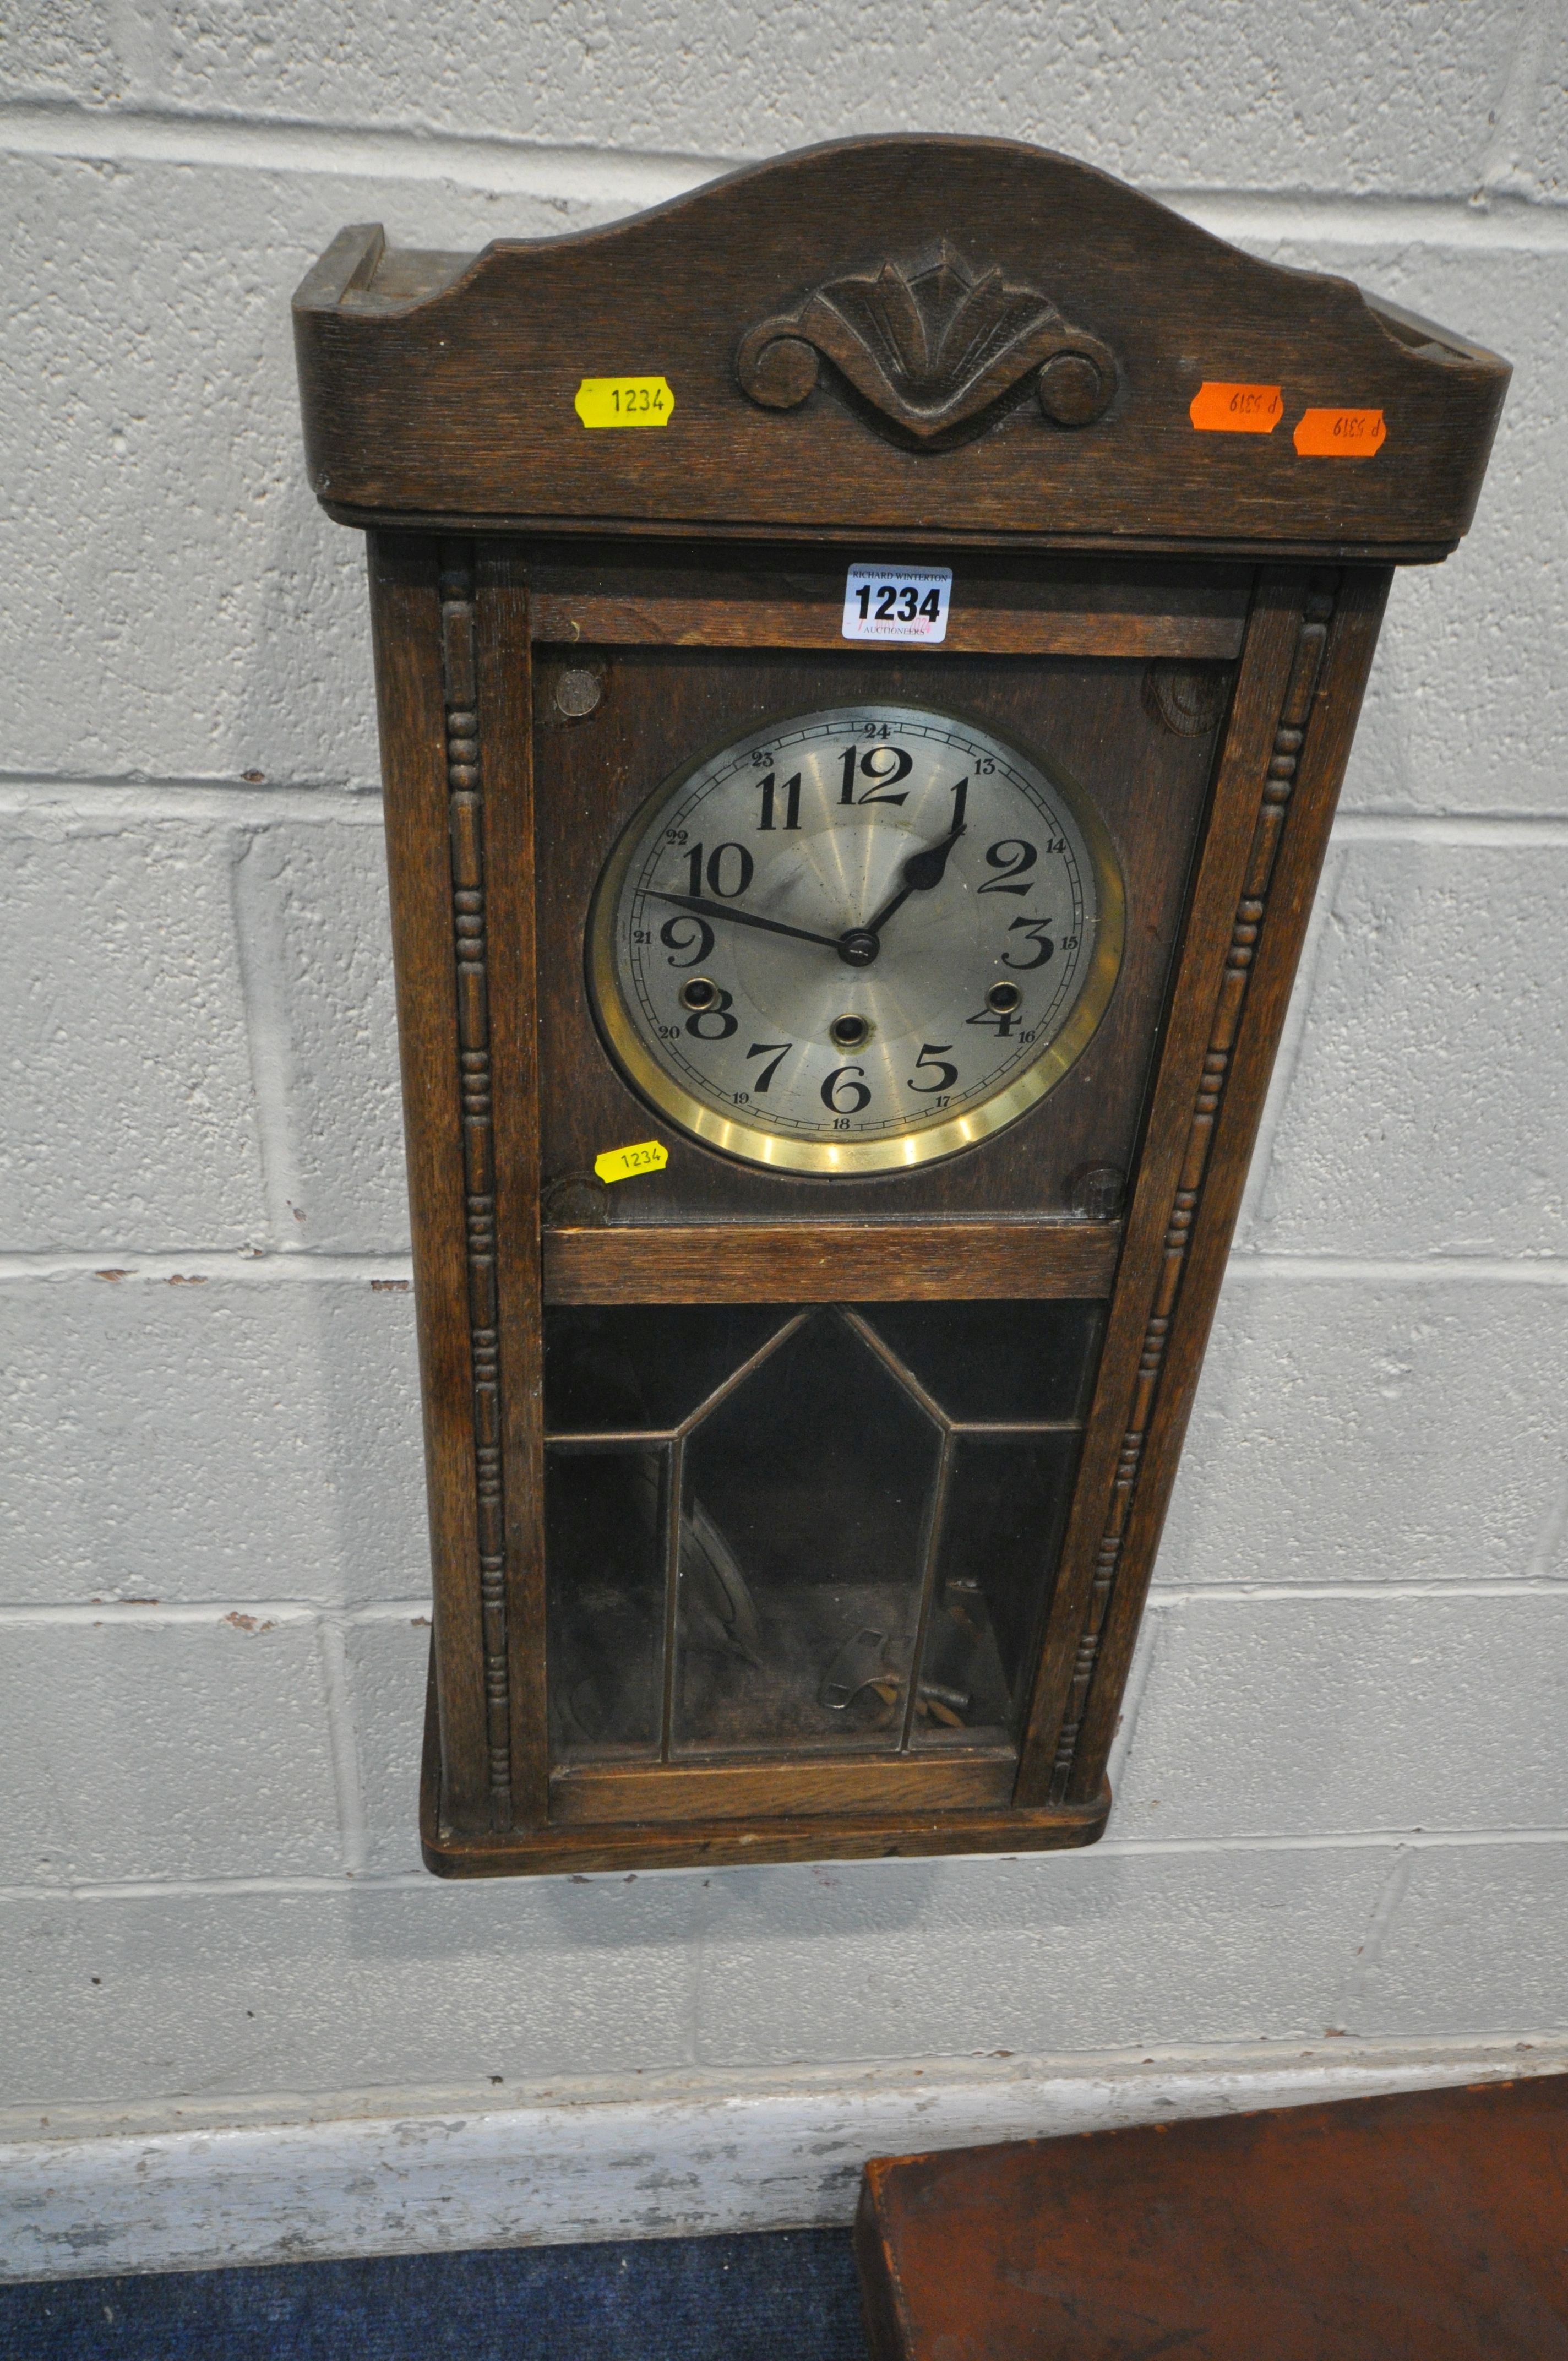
1293;407;1387;458
1189;382;1283;434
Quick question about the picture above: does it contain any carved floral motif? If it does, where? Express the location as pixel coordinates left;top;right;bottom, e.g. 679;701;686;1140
737;242;1117;446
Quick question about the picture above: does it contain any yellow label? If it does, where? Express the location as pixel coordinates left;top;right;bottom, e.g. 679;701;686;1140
594;1139;670;1184
574;377;675;429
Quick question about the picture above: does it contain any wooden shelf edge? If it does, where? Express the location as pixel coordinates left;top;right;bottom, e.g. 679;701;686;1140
420;1636;1107;1874
319;507;1463;568
420;1794;1111;1878
530;592;1244;659
543;1219;1121;1304
549;1752;1019;1826
420;1663;1106;1875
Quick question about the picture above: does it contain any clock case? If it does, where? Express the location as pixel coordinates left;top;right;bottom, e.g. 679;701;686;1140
293;135;1507;1876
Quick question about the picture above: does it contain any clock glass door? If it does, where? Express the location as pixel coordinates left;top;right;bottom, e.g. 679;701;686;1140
544;1297;1103;1764
531;580;1240;1810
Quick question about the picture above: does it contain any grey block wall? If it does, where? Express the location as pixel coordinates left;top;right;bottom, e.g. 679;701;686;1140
2;2;1564;2132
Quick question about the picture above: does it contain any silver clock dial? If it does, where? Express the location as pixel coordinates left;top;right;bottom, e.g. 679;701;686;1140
587;703;1124;1177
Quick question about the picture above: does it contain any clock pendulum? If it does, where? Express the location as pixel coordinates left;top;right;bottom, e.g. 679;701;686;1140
294;137;1507;1873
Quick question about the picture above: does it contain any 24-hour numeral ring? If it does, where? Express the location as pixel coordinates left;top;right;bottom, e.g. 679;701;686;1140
586;703;1125;1176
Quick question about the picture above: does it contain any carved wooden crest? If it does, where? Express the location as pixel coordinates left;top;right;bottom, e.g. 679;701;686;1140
736;241;1118;447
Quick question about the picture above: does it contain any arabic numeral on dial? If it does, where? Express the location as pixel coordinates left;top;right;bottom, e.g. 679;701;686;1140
821;1064;871;1114
685;986;738;1041
745;1042;792;1091
684;841;754;897
906;1042;959;1094
660;915;715;967
978;839;1038;895
966;1000;1019;1037
1004;918;1055;969
839;744;913;806
948;776;968;831
755;771;801;830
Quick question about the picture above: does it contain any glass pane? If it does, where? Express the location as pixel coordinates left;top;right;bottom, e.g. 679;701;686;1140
544;1304;788;1434
911;1433;1082;1748
852;1301;1104;1424
673;1310;941;1754
546;1445;666;1759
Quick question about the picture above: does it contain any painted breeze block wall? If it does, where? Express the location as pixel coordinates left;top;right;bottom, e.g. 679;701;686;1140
2;0;1566;2274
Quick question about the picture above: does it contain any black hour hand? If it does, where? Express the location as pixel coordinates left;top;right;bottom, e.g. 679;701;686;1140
861;822;967;937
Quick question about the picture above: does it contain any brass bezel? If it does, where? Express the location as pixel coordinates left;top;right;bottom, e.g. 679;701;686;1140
586;701;1126;1177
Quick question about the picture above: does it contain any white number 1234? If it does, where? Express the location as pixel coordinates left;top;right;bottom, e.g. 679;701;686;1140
841;564;952;644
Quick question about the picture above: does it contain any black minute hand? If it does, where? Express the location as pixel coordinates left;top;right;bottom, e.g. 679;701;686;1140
860;822;967;938
644;889;844;953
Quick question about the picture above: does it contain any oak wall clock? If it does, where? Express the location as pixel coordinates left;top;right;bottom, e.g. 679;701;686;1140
294;136;1507;1875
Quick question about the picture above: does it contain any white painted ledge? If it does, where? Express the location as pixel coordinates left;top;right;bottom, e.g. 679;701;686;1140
4;2038;1564;2283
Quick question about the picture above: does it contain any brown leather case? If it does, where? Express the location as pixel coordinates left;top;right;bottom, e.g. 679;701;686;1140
854;2074;1568;2359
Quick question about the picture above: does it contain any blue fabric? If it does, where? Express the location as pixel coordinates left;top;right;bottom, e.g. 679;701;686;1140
0;2229;871;2360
